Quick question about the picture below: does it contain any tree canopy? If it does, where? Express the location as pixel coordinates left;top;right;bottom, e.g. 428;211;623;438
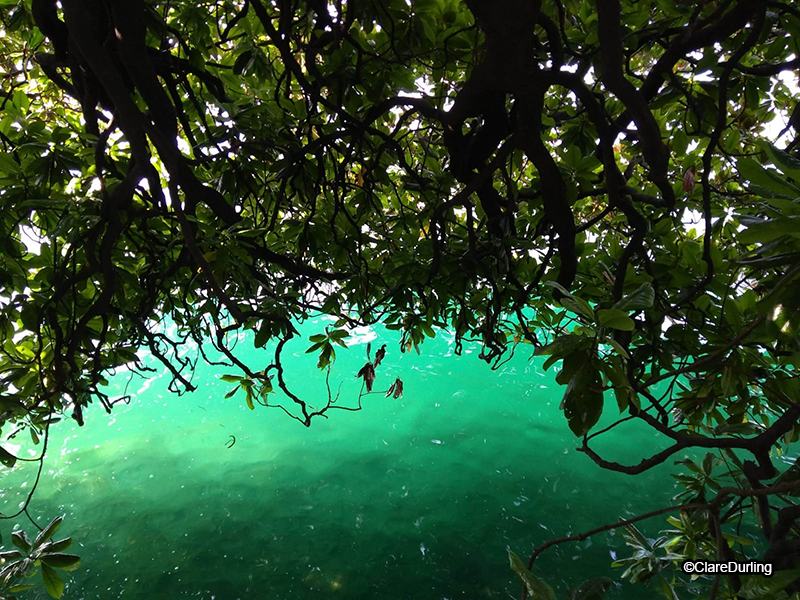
2;0;800;597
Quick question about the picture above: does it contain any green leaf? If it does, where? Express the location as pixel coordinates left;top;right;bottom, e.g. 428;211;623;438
601;357;635;412
0;446;17;468
40;553;81;571
701;452;716;475
746;184;800;206
254;321;272;348
659;575;680;600
220;374;241;383
603;336;630;359
737;157;800;198
534;335;587;357
621;523;650;549
566;578;612;600
772;457;800;496
317;343;333;370
11;530;32;553
508;551;557;600
9;584;37;593
40;538;73;553
562;362;604;437
759;141;800;181
559;296;594;321
542;354;561;371
41;563;64;598
556;350;590;385
613;282;654;311
737;567;800;599
739;216;800;245
33;516;63;550
224;385;240;399
714;421;762;436
596;309;635;331
721;533;757;546
233;50;253;76
672;129;688;156
421;17;437;44
544;280;572;297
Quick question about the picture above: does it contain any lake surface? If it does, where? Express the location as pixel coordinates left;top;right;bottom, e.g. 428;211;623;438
1;320;683;599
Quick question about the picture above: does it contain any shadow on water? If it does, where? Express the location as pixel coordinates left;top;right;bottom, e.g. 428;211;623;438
1;323;681;599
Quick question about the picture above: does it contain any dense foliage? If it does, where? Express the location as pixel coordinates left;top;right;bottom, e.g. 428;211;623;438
2;0;800;597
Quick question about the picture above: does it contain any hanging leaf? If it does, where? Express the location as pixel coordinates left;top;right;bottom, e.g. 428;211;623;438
772;457;800;497
559;296;595;321
534;335;587;357
544;280;571;297
356;362;376;392
41;563;64;598
562;362;604;437
40;538;73;553
601;357;637;413
254;321;272;348
33;516;63;550
736;567;800;599
759;141;800;181
596;309;635;331
508;551;557;600
41;553;81;571
613;283;654;311
373;344;387;367
0;447;17;468
736;157;800;198
317;343;334;370
11;530;32;553
682;166;696;193
566;578;612;600
385;378;404;398
738;216;800;245
603;336;630;359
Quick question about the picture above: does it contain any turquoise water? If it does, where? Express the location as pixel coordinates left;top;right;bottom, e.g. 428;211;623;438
1;320;683;599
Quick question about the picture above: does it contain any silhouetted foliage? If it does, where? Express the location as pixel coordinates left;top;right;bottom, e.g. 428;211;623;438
2;0;800;597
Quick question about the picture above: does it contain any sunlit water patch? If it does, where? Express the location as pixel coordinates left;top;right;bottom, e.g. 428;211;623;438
1;322;683;599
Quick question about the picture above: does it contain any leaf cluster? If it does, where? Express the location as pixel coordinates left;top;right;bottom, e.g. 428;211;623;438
0;517;80;599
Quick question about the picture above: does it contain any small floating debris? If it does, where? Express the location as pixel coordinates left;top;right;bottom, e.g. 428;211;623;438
430;439;444;445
